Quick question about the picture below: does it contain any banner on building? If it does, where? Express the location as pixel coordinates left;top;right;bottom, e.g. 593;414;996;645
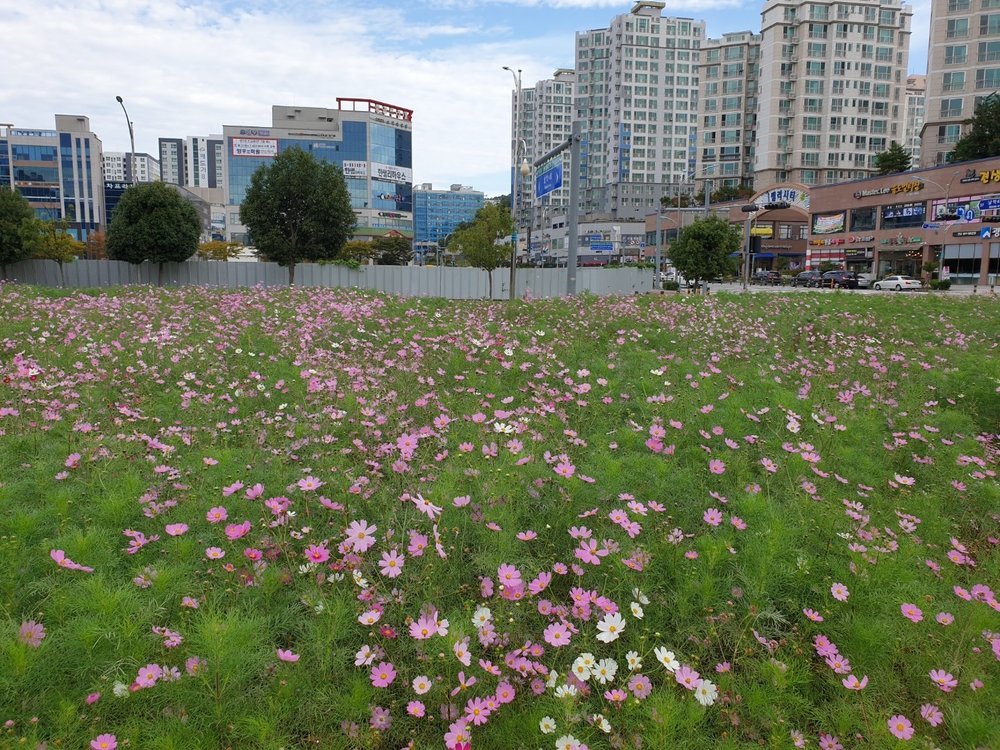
812;212;846;235
342;161;368;179
231;138;278;157
372;162;413;185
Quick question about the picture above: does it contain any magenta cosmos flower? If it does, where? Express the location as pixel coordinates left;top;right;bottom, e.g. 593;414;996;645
830;582;850;602
303;544;330;564
276;649;299;662
90;735;117;750
929;669;958;692
345;519;377;553
709;459;726;475
887;714;914;740
900;603;923;623
18;620;45;648
379;550;405;578
370;661;397;688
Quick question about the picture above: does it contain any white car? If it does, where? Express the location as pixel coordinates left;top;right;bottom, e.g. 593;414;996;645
873;275;921;291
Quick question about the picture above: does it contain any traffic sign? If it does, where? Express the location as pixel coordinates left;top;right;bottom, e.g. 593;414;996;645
978;198;1000;211
535;162;563;199
590;242;613;253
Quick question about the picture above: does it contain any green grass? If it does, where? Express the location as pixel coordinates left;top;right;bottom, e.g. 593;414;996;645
0;284;997;749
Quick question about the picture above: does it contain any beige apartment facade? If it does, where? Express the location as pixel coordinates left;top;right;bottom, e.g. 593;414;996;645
920;0;1000;167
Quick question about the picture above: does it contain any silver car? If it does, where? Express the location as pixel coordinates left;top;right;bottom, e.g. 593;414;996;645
873;275;922;291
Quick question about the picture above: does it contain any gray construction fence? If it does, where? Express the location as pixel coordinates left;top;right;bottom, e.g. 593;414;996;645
2;259;652;300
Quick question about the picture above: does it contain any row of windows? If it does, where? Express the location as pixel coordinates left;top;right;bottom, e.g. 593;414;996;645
945;15;1000;37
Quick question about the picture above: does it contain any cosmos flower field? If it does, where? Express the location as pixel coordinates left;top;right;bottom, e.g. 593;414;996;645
1;284;998;750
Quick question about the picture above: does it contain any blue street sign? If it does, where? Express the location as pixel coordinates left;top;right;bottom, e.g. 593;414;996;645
590;242;613;253
978;198;1000;211
981;227;992;239
535;163;563;198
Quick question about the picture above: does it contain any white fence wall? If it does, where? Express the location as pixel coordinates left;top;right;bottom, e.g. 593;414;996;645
3;260;652;300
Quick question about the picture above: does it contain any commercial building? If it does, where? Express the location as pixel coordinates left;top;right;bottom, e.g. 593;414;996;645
158;136;223;189
754;0;913;190
102;151;160;183
222;100;413;244
695;31;761;198
574;1;704;218
413;183;484;259
0;116;104;239
806;156;1000;283
920;0;1000;167
902;75;926;165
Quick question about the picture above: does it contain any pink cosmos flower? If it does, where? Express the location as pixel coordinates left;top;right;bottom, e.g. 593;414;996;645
888;714;914;740
205;547;225;560
86;692;101;705
345;519;377;553
135;663;162;688
703;508;723;526
628;673;653;699
50;549;94;573
554;461;576;478
675;664;700;690
165;523;188;537
206;506;228;523
464;696;491;725
297;476;323;491
935;612;954;625
379;550;405;578
90;735;117;750
18;620;45;648
900;603;923;623
842;674;868;690
303;544;330;564
803;608;824;622
225;520;251;540
830;582;850;602
543;622;572;647
604;688;628;704
407;700;425;717
709;459;726;475
370;661;397;687
276;649;299;662
929;669;957;692
920;703;943;726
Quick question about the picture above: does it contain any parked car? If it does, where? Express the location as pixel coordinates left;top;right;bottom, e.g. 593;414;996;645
873;274;922;291
791;270;823;287
855;273;876;289
821;270;859;289
751;270;783;286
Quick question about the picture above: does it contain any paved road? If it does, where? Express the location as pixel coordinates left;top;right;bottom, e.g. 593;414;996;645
666;282;996;298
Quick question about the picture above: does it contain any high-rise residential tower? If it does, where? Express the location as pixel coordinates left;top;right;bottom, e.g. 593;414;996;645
158;136;223;189
575;1;704;218
755;0;912;189
103;152;160;183
696;31;761;198
0;115;104;239
920;0;1000;167
902;74;926;164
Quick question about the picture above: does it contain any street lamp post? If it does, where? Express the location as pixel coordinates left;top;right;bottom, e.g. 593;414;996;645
115;95;136;185
654;210;678;290
915;171;961;281
503;66;531;300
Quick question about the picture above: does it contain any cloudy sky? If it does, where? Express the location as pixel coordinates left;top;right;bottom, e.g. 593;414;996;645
1;0;931;197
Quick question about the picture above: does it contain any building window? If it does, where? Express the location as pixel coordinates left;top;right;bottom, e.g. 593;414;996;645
850;206;877;231
937;124;962;144
942;71;966;90
947;19;969;38
980;40;1000;60
975;67;1000;88
940;98;964;117
945;45;968;64
881;201;926;229
948;0;970;10
981;14;1000;35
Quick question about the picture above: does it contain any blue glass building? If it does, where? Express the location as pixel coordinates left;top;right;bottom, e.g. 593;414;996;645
413;184;484;260
223;101;413;244
0;116;105;240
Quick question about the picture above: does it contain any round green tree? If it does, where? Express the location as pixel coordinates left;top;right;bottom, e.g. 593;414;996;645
106;182;201;284
668;215;742;289
0;188;36;276
239;147;355;284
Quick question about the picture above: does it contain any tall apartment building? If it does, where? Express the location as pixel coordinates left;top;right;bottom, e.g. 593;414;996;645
0;116;104;239
223;100;413;244
102;151;161;183
696;31;761;197
755;0;912;189
516;69;576;238
902;74;926;164
158;135;223;188
575;1;704;218
921;0;1000;167
413;183;484;256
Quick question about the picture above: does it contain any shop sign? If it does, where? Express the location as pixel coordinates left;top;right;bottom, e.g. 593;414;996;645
757;187;810;212
853;180;924;199
959;167;1000;184
953;230;980;237
847;235;874;243
750;226;773;237
879;235;923;246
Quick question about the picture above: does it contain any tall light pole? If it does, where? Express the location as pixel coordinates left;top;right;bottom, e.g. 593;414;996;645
115;95;136;185
915;171;962;281
503;66;528;300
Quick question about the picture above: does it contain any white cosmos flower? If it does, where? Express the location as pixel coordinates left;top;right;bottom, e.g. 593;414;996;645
595;612;626;643
571;655;593;681
554;684;578;698
554;734;581;750
632;587;650;605
654;646;680;672
593;657;618;685
593;713;612;733
625;650;642;671
539;716;557;734
472;606;492;627
630;602;645;619
545;669;559;688
695;678;719;706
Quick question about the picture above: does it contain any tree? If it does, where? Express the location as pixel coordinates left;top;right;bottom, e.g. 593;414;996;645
106;182;201;285
667;215;742;291
24;218;84;287
449;203;513;299
874;141;912;174
84;229;107;260
0;188;35;277
197;240;244;261
339;240;379;264
372;235;413;265
239;147;355;285
951;94;1000;162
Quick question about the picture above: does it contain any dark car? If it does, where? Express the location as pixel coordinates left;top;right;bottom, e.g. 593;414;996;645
821;270;859;289
751;270;783;286
792;271;823;287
